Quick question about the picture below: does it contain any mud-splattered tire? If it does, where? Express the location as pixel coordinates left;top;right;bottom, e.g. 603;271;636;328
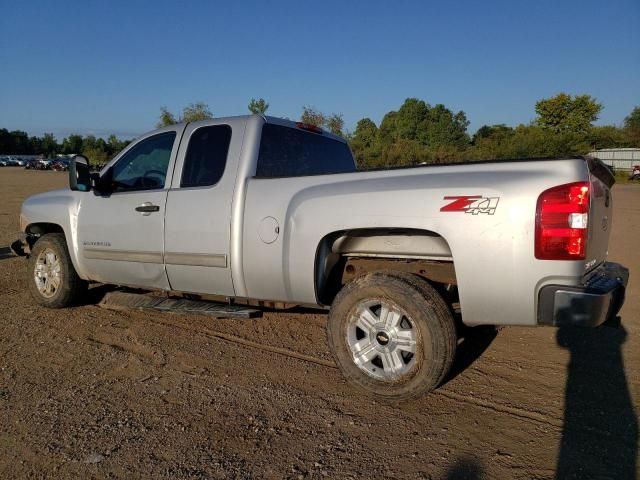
27;233;87;308
327;271;457;401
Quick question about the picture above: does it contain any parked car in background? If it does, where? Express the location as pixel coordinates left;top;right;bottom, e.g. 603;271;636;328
52;159;70;171
36;159;52;170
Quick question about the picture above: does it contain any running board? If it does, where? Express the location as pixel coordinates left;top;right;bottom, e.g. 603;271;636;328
99;291;263;319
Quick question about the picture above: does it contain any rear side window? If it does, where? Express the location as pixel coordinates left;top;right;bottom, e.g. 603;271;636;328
256;123;355;177
181;125;232;188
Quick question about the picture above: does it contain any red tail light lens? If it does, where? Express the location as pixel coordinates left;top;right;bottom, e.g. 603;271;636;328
535;182;589;260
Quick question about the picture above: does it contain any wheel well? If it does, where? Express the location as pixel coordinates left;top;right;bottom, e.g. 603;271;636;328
315;228;457;306
25;223;65;246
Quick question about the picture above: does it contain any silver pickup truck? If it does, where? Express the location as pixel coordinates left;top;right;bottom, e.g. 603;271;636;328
12;114;628;400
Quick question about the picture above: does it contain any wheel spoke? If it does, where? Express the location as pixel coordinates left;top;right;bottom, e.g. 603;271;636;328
395;329;417;352
381;303;402;329
43;277;52;294
381;349;404;375
355;306;378;334
352;338;377;365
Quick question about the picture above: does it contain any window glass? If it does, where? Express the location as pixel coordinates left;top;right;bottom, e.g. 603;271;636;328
111;132;176;192
181;125;232;188
256;124;355;177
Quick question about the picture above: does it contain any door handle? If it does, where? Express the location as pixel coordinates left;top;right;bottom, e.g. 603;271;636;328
135;202;160;215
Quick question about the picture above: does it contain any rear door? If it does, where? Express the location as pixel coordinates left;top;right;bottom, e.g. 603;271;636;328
164;119;245;296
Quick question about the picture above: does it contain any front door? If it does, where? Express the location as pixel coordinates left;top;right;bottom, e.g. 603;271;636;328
77;127;183;289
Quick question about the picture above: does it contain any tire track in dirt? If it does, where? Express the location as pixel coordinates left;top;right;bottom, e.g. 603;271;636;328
128;310;565;430
140;314;337;369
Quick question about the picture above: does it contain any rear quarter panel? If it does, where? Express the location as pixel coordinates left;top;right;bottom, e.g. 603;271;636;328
242;158;591;326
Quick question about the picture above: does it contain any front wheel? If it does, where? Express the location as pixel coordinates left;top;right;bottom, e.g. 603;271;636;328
327;271;457;401
27;233;87;308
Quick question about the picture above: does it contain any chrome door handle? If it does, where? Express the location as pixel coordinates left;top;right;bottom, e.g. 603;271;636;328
135;202;159;215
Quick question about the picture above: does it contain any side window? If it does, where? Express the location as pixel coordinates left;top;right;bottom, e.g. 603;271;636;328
111;132;176;192
180;125;232;188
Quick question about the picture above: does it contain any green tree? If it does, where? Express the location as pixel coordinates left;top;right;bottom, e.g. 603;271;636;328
62;134;84;154
394;98;430;141
588;126;627;150
248;98;269;115
623;106;640;146
157;107;178;128
82;146;109;168
107;134;130;157
535;93;602;134
300;106;326;126
182;102;213;122
376;98;469;148
41;133;58;158
422;104;470;147
156;102;213;127
378;111;399;145
325;113;345;136
472;124;514;143
82;135;98;152
352;118;378;148
8;130;30;154
624;106;640;130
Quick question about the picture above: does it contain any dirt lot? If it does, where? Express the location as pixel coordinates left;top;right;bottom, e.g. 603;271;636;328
0;168;637;479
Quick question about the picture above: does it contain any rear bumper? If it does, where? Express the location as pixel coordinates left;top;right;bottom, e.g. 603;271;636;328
538;262;629;327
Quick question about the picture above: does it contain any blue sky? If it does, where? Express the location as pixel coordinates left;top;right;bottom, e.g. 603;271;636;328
1;0;638;139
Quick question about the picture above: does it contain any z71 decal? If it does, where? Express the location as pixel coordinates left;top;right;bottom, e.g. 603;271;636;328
440;196;500;215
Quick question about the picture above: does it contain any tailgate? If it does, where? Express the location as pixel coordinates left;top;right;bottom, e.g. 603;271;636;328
585;158;615;272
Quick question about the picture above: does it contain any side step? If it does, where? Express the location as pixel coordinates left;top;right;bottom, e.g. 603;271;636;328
99;291;263;319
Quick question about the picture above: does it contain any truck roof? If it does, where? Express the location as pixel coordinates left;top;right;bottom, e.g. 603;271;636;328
147;114;347;144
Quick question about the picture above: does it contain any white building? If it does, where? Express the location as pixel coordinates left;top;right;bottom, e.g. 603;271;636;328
588;148;640;171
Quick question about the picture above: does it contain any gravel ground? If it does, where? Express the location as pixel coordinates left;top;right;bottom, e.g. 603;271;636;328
0;168;638;479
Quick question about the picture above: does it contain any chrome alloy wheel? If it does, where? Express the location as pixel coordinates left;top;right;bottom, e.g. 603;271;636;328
33;248;62;298
346;299;419;381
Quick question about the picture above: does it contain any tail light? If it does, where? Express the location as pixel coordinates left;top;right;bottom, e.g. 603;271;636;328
535;182;589;260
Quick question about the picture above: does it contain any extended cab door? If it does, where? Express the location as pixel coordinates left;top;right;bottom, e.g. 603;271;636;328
77;126;183;289
163;119;245;296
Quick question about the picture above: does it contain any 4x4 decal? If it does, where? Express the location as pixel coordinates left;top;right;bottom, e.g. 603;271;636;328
440;196;500;215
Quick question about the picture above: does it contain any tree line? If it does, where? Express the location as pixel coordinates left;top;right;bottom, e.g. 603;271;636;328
0;129;131;167
157;95;640;169
349;95;640;169
2;95;639;170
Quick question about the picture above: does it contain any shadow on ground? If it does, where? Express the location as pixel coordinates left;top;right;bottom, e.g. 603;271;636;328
443;456;484;479
555;323;638;479
444;325;498;384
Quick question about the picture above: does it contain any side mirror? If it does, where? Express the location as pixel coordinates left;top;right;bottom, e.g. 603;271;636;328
92;167;114;195
69;155;91;192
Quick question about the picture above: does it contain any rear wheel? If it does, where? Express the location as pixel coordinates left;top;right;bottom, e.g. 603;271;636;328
327;271;456;401
27;233;87;308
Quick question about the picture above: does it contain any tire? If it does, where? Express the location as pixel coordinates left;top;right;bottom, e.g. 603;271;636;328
27;233;87;308
327;271;457;401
